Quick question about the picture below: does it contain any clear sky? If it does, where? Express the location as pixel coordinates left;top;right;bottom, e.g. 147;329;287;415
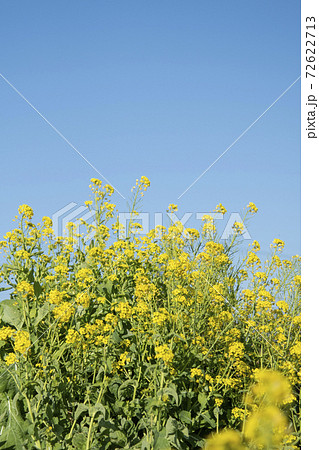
0;0;300;259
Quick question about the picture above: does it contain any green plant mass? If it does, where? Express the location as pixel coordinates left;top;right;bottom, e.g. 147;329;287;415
0;178;300;449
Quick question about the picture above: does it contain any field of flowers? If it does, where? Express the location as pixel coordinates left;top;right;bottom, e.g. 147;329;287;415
0;177;301;449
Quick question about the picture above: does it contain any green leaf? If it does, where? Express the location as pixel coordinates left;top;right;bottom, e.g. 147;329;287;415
0;299;23;329
162;385;179;406
198;392;208;408
178;410;192;424
72;432;87;449
74;403;88;422
34;303;50;327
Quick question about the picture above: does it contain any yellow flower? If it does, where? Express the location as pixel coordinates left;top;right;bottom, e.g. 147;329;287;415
190;368;202;378
204;429;244;450
215;398;223;407
116;301;133;319
16;281;34;297
247;202;258;213
14;330;31;355
232;222;244;234
167;204;178;212
18;204;34;219
244;405;287;447
0;326;15;341
53;302;75;322
90;178;102;187
42;216;53;228
5;353;18;366
214;203;227;215
250;369;292;406
270;238;285;251
276;300;289;312
155;344;174;365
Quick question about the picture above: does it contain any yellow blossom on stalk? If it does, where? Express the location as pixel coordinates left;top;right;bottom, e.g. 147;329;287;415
16;281;34;297
190;368;203;379
42;216;53;228
66;329;80;344
215;398;223;407
228;342;245;360
15;249;30;260
54;265;69;276
5;353;18;366
252;240;260;251
244;405;287;448
203;429;244;450
290;342;301;357
116;301;133;319
294;275;301;287
231;407;246;421
214;203;227;215
250;369;292;406
14;330;31;355
75;293;90;308
185;228;200;239
167;203;178;212
271;278;280;287
155;344;174;365
48;289;65;305
272;254;282;267
246;251;261;268
90;178;102;187
140;176;150;189
0;326;15;340
152;308;169;326
276;300;289;312
232;221;244;234
247;202;258;213
18;204;34;219
254;271;267;281
270;238;285;251
53;302;74;322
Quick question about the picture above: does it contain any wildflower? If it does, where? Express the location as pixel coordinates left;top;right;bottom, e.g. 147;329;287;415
276;300;289;312
250;369;292;406
246;251;261;268
155;344;174;365
16;281;34;297
247;202;258;213
5;353;18;366
232;221;244;234
53;302;74;322
244;405;287;448
167;204;178;212
0;327;15;340
90;178;102;187
270;238;285;251
252;240;260;251
42;216;53;228
116;301;133;319
152;308;169;326
215;398;223;407
214;203;227;215
18;204;34;219
204;429;244;450
48;289;65;305
231;407;246;421
190;368;202;378
14;330;31;355
75;293;90;308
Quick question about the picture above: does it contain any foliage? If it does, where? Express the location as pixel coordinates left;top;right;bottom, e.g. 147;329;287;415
0;178;300;449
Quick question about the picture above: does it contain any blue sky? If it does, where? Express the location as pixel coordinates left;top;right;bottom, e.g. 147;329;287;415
0;0;300;259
